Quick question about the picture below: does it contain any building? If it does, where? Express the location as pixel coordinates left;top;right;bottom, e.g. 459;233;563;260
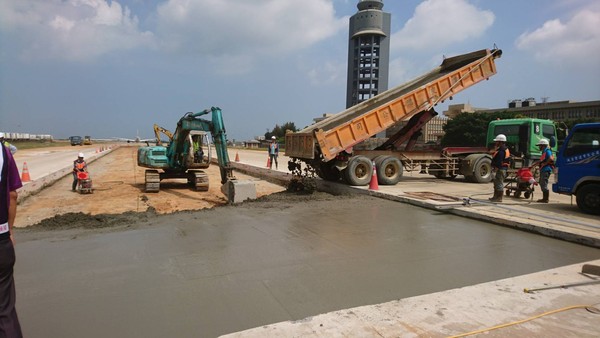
346;0;391;108
443;99;600;122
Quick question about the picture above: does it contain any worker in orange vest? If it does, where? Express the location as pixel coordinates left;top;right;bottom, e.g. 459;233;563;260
72;152;88;192
489;134;510;202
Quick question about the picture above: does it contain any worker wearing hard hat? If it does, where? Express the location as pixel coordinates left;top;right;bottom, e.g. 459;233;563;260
0;133;17;154
72;152;88;192
531;139;554;203
268;136;279;170
489;134;510;202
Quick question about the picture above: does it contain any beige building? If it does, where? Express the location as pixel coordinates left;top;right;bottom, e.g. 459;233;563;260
443;99;600;122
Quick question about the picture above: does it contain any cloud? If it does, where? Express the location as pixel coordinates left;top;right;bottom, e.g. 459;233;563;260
390;0;494;52
155;0;347;71
0;0;154;62
515;7;600;68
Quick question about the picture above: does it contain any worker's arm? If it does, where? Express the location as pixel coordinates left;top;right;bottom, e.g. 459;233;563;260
8;190;17;245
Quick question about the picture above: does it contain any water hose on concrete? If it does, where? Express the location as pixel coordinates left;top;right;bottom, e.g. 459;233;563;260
448;303;600;337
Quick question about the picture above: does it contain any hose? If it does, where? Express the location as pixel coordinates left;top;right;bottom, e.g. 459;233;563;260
448;303;600;338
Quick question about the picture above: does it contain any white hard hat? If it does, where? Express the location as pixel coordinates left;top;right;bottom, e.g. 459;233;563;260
78;152;84;158
536;139;549;146
271;136;276;140
493;134;507;142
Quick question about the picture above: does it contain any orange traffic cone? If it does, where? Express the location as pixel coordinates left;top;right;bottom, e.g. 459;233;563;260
368;161;379;190
21;162;31;182
266;157;271;168
235;152;240;162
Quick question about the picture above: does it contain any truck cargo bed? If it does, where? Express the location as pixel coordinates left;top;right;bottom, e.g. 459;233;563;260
286;48;502;161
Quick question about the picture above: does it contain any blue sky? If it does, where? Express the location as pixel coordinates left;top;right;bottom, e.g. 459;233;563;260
1;0;599;141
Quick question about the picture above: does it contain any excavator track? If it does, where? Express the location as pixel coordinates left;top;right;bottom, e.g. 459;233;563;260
190;170;209;191
145;170;160;193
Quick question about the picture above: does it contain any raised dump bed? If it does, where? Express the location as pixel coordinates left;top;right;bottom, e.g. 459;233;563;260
286;48;502;162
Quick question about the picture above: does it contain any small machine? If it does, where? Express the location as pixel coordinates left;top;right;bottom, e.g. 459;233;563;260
505;167;536;199
77;172;93;194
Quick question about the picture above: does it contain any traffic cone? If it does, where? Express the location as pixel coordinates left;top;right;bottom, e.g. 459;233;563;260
369;161;379;190
21;162;31;182
266;157;271;168
235;152;240;162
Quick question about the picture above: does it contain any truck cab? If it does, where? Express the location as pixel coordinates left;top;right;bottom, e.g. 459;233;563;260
552;123;600;215
486;118;557;167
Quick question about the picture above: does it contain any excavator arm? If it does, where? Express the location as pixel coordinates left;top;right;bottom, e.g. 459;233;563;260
153;124;173;146
169;107;235;184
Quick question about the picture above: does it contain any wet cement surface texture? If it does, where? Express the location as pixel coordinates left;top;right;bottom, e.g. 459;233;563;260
15;193;600;337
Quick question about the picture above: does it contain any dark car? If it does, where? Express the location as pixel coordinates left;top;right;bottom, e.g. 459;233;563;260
70;136;83;146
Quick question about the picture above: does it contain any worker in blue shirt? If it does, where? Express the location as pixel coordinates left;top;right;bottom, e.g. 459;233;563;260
531;139;554;203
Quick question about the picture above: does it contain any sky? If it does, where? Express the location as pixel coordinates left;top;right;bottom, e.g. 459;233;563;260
1;0;599;141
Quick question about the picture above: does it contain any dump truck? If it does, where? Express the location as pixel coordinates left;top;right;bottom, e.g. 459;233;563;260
285;48;503;186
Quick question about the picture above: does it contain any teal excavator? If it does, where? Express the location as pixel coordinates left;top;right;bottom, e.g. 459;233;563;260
137;107;251;202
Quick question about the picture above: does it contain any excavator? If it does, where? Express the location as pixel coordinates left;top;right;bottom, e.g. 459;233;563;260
137;107;254;203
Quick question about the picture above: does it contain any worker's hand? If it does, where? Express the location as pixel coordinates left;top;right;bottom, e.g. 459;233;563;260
10;234;15;246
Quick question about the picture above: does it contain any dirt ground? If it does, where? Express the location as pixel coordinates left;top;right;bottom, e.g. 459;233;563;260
15;146;285;228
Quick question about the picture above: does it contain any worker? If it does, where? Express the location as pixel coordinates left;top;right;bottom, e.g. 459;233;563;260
0;133;24;336
531;139;554;203
489;134;510;202
192;135;204;163
0;132;17;154
72;152;88;192
268;136;279;170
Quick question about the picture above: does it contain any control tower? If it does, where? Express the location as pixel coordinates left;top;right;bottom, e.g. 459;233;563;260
346;0;391;108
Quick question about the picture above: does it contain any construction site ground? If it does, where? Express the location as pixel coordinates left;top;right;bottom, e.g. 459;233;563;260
11;145;600;337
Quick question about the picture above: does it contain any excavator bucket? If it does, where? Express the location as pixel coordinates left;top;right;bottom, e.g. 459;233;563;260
221;180;257;204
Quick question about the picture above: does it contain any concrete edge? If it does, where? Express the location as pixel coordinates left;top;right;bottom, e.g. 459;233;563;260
17;147;118;203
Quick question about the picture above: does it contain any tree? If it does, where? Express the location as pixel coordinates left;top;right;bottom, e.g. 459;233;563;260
265;122;298;140
440;111;521;147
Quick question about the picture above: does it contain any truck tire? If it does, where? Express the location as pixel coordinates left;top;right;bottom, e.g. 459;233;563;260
375;156;403;185
472;156;492;183
576;184;600;215
343;156;373;186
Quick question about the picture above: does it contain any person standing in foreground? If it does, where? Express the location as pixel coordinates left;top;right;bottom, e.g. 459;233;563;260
489;134;510;202
72;152;87;192
0;138;24;337
531;138;554;203
268;136;279;170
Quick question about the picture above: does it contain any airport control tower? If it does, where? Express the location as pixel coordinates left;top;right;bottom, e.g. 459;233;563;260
346;0;391;108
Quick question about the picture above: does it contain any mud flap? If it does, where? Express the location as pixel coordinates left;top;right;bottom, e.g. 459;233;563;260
221;180;257;204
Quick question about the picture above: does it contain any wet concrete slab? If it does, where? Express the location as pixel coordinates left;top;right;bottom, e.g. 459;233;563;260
15;194;600;337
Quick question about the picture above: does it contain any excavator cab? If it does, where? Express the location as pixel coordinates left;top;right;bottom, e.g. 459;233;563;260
186;131;212;168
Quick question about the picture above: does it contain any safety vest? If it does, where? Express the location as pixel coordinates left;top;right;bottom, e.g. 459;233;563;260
540;148;555;171
74;160;86;171
493;148;511;168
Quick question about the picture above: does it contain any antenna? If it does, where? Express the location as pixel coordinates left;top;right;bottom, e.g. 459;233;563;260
541;97;549;104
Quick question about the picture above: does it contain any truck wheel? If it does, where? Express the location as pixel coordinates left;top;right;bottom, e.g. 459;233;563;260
576;184;600;215
375;156;403;185
472;157;492;183
343;156;373;186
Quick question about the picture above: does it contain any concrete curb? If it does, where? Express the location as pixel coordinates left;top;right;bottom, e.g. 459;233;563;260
17;147;118;203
